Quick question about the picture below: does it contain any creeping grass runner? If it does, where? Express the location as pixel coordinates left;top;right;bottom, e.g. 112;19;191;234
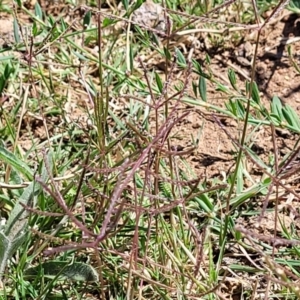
1;0;300;299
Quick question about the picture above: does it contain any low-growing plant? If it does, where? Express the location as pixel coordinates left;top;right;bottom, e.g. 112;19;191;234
1;0;300;299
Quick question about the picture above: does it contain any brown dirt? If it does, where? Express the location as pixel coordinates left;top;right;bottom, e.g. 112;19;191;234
175;11;300;181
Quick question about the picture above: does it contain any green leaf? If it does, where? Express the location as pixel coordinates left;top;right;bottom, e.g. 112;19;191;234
4;181;40;239
15;0;22;7
192;81;197;97
152;33;160;46
129;44;134;72
155;72;163;93
216;83;229;93
159;181;172;199
289;0;300;13
122;0;129;10
192;59;202;74
5;151;52;237
4;63;14;79
287;45;300;74
228;68;238;91
163;47;171;61
132;0;144;10
0;80;5;96
269;114;281;125
0;152;53;279
282;106;294;127
236;165;244;194
225;98;237;116
175;48;186;68
123;0;143;17
32;21;38;37
13;19;20;43
0;231;27;276
0;64;14;95
73;51;88;61
236;99;245;117
47;15;55;26
192;59;210;78
83;10;92;28
25;261;99;282
108;108;126;129
271;96;284;120
251;82;260;105
103;17;117;27
0;147;33;180
282;105;300;129
60;18;67;32
198;76;207;102
229;183;268;210
205;53;211;64
34;1;43;19
193;194;214;213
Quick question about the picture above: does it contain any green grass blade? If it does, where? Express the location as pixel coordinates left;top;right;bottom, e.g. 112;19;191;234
0;147;33;181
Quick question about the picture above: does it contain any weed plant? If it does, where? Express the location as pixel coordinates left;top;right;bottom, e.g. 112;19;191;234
0;0;300;299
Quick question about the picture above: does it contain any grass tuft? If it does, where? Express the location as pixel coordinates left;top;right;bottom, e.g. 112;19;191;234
1;0;300;299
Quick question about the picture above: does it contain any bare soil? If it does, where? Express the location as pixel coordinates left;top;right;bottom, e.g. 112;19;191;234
186;12;300;180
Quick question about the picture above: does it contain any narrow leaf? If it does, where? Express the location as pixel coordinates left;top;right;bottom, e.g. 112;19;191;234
103;17;116;27
25;261;99;282
228;69;238;91
283;105;300;129
251;82;260;105
163;47;171;61
198;76;207;102
192;81;197;97
271;96;284;120
129;44;134;72
155;73;163;93
0;147;33;180
13;18;20;43
175;48;186;68
83;10;92;28
34;1;43;19
122;0;129;10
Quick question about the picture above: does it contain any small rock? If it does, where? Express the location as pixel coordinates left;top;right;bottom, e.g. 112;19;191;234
132;0;170;32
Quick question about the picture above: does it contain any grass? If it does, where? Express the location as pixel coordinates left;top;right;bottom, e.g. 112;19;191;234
1;0;300;299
